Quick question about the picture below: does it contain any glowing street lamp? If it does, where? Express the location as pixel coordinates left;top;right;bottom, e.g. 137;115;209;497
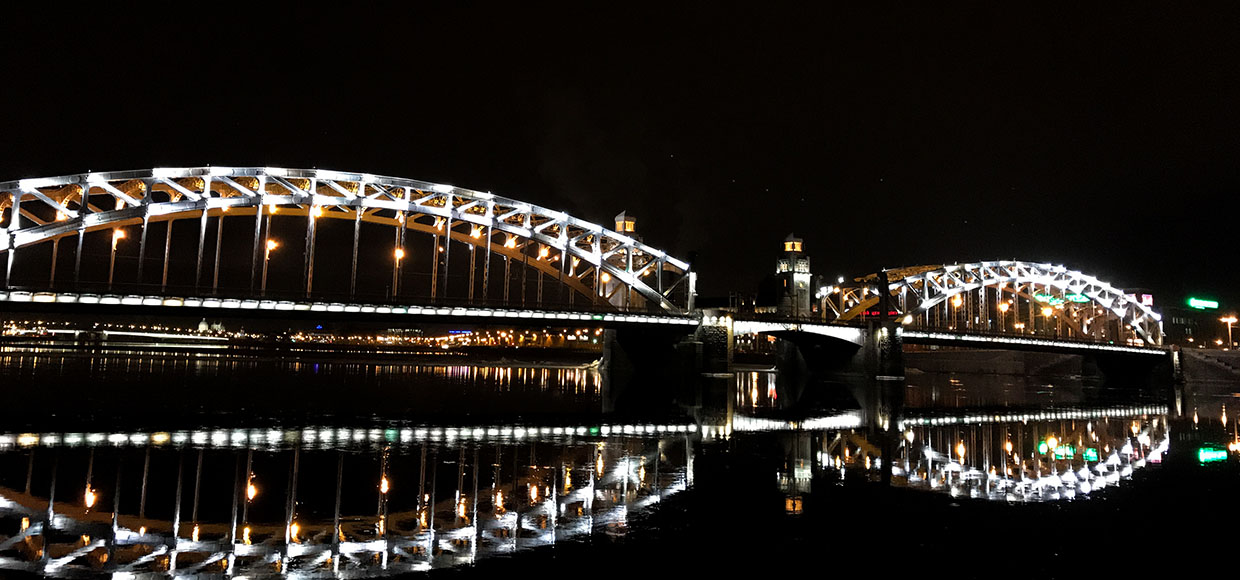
261;239;279;293
1221;316;1237;349
107;229;126;288
392;248;405;295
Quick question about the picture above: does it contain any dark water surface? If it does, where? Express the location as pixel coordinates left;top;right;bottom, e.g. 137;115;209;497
0;345;1233;578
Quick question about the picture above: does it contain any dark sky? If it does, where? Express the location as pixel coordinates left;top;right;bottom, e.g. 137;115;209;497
3;5;1238;309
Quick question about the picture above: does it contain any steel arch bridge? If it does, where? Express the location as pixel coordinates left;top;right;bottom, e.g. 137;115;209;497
819;260;1163;346
0;167;696;314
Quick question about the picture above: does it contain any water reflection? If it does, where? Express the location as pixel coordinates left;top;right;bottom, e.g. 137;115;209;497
734;404;1170;507
0;424;691;577
0;345;603;429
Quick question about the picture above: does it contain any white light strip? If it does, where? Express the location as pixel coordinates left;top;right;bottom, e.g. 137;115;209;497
903;330;1163;354
0;291;699;326
0;422;700;450
899;404;1167;429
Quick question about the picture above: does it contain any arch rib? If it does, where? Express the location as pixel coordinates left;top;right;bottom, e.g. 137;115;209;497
0;167;694;313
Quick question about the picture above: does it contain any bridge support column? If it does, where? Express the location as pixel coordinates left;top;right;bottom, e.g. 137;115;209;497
600;322;708;416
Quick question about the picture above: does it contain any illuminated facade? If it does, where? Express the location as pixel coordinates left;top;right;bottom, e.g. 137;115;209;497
774;233;812;318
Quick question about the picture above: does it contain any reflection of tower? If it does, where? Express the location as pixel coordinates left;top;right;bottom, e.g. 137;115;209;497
776;233;812;317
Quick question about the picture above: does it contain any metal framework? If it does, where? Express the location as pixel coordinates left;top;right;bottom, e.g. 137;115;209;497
0;423;693;577
819;261;1163;346
0;167;695;313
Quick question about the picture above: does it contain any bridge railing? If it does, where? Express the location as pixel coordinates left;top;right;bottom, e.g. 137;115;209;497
0;282;692;316
730;312;1164;350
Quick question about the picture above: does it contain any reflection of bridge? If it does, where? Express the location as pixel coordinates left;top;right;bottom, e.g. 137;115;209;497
0;424;692;577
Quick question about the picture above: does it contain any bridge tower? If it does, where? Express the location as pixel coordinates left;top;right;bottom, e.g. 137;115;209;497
775;233;813;318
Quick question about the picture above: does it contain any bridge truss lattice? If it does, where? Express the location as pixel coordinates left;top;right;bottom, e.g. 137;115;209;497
821;260;1163;346
0;167;695;313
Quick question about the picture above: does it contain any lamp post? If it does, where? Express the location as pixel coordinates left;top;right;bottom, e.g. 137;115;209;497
108;229;126;289
998;301;1010;332
393;248;405;297
1221;316;1237;349
261;239;278;294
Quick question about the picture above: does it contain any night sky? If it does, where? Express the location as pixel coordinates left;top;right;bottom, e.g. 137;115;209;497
3;5;1238;309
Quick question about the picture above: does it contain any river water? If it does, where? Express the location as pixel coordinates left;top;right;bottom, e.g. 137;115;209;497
0;344;1232;578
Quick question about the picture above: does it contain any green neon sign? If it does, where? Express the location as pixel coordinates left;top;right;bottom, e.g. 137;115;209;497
1065;293;1090;303
1034;293;1065;305
1038;441;1049;454
1198;446;1228;464
1188;297;1219;310
1054;445;1076;459
1083;448;1099;461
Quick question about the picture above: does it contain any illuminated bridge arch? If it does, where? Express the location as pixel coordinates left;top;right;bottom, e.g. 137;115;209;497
0;167;695;313
822;261;1163;346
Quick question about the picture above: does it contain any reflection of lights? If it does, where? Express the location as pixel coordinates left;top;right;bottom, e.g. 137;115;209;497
247;478;258;502
529;484;539;502
596;454;604;477
289;522;300;543
457;497;467;518
243;526;251;545
494;491;504;511
191;524;200;542
1005;440;1013;454
84;485;98;509
380;476;390;495
20;517;29;531
955;441;965;463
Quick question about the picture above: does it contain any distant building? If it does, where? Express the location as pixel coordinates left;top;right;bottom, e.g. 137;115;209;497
754;234;814;317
